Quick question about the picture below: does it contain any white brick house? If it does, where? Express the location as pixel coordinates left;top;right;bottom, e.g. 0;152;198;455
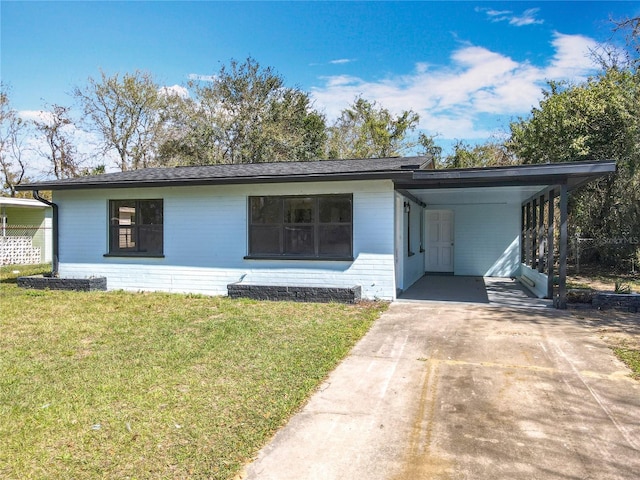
18;157;615;306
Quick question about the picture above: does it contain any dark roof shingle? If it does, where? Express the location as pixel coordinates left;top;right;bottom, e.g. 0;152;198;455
17;157;424;191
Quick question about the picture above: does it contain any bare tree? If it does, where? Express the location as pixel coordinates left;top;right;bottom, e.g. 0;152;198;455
33;104;79;179
592;16;640;69
614;16;640;65
0;85;29;196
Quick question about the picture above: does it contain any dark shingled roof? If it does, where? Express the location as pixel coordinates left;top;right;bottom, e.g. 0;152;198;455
16;156;615;194
17;157;424;191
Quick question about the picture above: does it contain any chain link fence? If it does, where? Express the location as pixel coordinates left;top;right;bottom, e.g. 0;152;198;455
573;236;640;274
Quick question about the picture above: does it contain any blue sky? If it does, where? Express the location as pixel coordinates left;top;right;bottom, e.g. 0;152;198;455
2;1;639;172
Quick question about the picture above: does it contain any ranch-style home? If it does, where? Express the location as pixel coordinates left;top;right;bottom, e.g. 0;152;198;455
17;156;615;308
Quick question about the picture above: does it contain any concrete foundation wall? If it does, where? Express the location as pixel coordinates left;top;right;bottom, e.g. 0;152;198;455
227;283;362;303
18;275;107;291
592;293;640;312
519;264;549;299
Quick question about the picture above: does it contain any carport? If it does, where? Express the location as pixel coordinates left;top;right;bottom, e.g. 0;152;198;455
394;160;616;308
398;275;551;309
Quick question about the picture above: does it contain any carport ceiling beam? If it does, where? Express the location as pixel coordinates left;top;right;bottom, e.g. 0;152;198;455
395;189;426;208
397;178;566;190
522;183;563;206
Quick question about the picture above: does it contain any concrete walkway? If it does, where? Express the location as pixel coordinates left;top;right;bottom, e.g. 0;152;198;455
241;302;640;480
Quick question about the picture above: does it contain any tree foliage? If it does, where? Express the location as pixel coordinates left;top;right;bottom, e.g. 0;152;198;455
508;72;638;166
9;57;448;184
0;85;29;196
443;140;515;169
508;67;640;264
159;58;326;165
417;133;443;167
325;96;419;159
74;70;164;171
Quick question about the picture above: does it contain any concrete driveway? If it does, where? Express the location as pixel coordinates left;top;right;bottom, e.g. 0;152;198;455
241;302;640;480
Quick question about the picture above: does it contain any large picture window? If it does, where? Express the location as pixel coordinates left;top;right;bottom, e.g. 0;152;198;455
248;195;352;260
108;199;163;256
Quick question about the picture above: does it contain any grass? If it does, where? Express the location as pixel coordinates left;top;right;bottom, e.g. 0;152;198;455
567;264;640;293
566;265;639;380
0;265;387;479
613;346;640;380
0;263;52;282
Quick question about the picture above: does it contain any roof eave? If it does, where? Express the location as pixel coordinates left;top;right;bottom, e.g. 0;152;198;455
406;160;616;191
16;170;412;191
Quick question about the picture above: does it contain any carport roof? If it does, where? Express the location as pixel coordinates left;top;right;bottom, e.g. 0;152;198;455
398;160;616;192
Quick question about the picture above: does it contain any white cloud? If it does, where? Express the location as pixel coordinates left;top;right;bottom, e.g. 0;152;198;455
509;8;544;26
159;84;190;98
477;7;543;27
484;9;512;17
310;32;601;141
545;32;599;79
19;110;55;124
187;73;216;82
329;58;355;65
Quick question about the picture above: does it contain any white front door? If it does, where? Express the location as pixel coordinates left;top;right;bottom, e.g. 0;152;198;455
425;210;454;273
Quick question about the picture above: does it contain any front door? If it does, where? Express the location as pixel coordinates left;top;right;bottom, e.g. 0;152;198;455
425;210;454;273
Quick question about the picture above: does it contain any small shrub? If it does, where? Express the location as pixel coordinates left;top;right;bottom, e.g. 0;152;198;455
614;282;632;294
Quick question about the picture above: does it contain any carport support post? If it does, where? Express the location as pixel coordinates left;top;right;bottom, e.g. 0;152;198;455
538;194;545;273
557;184;568;309
547;189;555;299
525;202;531;265
521;205;526;264
531;198;537;269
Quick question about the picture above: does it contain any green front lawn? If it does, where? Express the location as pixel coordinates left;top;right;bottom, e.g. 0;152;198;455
0;266;386;479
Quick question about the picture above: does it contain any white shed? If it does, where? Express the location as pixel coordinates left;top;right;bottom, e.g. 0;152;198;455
0;197;52;266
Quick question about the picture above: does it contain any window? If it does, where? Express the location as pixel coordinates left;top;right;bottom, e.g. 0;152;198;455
108;200;163;256
248;195;352;259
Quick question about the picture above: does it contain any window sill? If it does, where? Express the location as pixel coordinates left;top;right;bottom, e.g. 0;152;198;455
104;253;165;258
244;255;354;262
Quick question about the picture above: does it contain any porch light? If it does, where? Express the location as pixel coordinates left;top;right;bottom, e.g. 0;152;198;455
404;202;411;214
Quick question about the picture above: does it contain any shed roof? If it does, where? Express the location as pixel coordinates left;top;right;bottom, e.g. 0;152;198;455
0;197;49;208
